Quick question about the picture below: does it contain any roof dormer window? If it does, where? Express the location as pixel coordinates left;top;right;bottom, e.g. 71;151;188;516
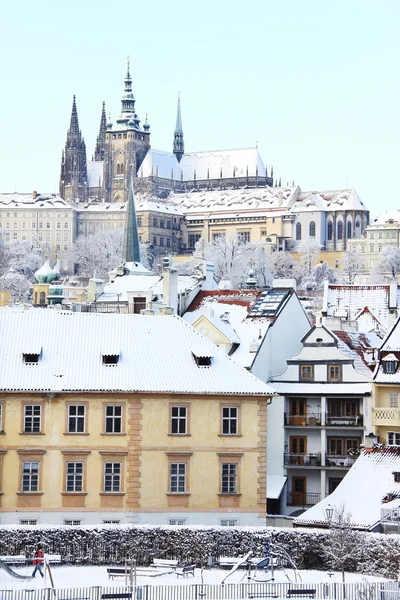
102;354;119;366
23;353;40;365
393;472;400;483
192;350;213;367
383;353;399;374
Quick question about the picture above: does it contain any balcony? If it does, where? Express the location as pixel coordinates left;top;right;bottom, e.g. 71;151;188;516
325;454;356;468
287;491;321;506
284;413;321;426
284;453;321;466
372;407;400;426
325;414;362;427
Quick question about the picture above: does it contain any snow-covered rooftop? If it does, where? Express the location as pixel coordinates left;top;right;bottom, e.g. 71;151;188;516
0;311;274;395
139;148;266;181
368;212;400;227
374;317;400;383
294;446;400;530
0;194;72;209
300;188;367;211
76;200;182;216
324;284;399;332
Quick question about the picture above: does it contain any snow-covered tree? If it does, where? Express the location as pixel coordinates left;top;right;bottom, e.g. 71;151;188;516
371;245;400;281
341;252;361;285
271;251;297;280
4;237;43;278
0;270;31;302
251;243;273;287
311;260;336;290
323;506;363;582
297;239;322;282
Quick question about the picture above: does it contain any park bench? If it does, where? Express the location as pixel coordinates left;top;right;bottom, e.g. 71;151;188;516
152;558;179;567
107;567;132;579
176;565;196;578
101;594;133;600
287;589;316;598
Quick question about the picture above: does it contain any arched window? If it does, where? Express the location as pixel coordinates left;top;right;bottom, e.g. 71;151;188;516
356;220;360;229
347;221;352;239
337;221;343;240
39;291;46;305
327;221;333;241
296;222;302;241
309;221;316;237
34;292;38;304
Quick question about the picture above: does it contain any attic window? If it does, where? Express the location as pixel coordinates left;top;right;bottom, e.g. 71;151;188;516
394;472;400;483
192;351;213;367
23;353;40;364
102;354;119;366
316;338;323;343
383;353;399;374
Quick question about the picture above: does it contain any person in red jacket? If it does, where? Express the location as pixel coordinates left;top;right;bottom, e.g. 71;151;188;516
32;545;44;578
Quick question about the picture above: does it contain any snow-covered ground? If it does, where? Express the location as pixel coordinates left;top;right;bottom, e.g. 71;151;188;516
0;565;390;591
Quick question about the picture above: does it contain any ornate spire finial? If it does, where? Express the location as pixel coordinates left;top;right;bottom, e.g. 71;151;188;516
69;95;80;136
173;93;184;162
94;102;107;161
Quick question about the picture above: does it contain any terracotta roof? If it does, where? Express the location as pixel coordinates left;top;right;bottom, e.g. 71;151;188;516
187;289;262;312
333;330;381;372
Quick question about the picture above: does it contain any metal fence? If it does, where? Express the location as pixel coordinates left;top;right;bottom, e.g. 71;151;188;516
0;582;399;600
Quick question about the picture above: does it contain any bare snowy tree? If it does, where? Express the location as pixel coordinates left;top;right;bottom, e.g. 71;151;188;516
270;251;297;280
341;252;362;285
4;237;44;278
297;239;322;285
311;260;336;290
370;245;400;281
194;236;252;288
0;270;31;302
323;506;363;583
251;243;273;287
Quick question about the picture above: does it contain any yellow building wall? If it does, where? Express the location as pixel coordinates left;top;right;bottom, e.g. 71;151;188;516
371;384;400;443
0;392;266;516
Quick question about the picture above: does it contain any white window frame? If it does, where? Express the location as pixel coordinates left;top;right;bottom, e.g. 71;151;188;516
21;461;39;492
169;463;186;493
63;519;82;526
24;405;42;433
66;461;83;492
171;406;187;435
388;431;400;445
104;462;121;492
102;519;121;524
68;405;86;433
19;519;38;525
389;393;399;408
222;406;238;435
105;405;122;434
168;518;187;525
220;519;238;526
221;463;237;494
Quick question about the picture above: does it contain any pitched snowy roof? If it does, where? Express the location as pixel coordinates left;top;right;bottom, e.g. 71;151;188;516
298;188;367;211
293;446;400;530
373;317;400;383
184;300;271;369
324;284;398;331
87;161;103;188
333;330;381;374
76;200;182;216
139;148;266;181
168;187;299;214
0;311;274;395
0;193;72;209
368;212;400;227
271;382;371;395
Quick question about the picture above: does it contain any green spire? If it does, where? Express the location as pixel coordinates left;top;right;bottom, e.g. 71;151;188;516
173;93;184;162
123;172;141;264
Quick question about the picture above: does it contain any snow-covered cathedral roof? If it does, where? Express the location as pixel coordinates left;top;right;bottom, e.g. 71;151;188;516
0;311;274;395
139;148;266;181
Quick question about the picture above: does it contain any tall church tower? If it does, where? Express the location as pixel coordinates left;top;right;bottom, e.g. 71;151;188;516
103;59;151;203
173;93;184;162
59;96;88;202
94;102;107;161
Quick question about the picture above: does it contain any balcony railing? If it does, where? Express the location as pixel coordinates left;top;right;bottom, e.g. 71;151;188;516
372;407;400;426
287;491;321;506
284;413;321;426
325;454;356;468
284;453;321;466
325;414;362;427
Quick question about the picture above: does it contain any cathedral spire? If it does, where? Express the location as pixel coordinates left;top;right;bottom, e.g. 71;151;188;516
122;171;141;264
173;93;184;162
117;56;140;127
69;95;80;136
94;102;107;161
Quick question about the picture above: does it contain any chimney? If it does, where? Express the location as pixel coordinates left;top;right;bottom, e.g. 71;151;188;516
162;264;178;314
33;191;38;199
158;306;174;315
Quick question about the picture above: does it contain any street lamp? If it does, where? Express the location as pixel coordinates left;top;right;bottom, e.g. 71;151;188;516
325;504;335;523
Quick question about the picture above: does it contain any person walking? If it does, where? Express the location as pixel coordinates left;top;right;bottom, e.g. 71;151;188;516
32;545;44;578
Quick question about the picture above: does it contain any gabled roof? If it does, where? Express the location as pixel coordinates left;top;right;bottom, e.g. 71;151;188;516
294;446;400;530
333;330;381;373
0;311;274;396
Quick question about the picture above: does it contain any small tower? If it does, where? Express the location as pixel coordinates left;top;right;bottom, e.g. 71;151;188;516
94;102;107;161
173;93;184;162
59;96;88;202
122;171;142;265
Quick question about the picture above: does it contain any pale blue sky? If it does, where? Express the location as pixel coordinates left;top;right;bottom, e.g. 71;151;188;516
1;0;399;218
